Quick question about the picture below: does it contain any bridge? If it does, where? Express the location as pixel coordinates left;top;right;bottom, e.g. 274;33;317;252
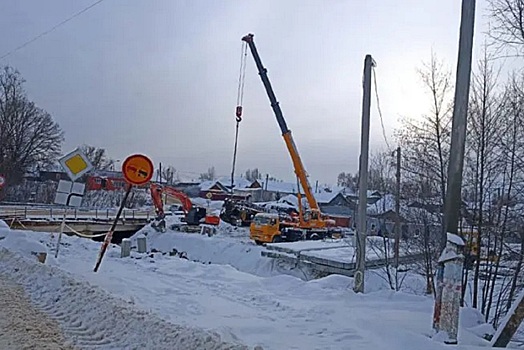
0;205;154;243
261;237;423;278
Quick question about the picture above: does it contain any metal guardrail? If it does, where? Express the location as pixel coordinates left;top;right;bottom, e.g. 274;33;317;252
0;206;153;221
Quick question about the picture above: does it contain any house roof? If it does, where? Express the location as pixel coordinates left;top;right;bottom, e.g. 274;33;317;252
367;194;396;215
90;170;123;178
314;191;344;204
346;189;382;199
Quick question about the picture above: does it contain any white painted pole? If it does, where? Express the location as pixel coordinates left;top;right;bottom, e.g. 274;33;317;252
55;209;67;258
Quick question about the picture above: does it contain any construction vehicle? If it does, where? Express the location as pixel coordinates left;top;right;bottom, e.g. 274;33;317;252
150;183;220;234
220;197;264;227
461;228;500;268
242;33;337;244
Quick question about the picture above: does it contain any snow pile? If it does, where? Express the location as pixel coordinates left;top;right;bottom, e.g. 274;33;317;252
0;220;10;239
0;222;47;261
0;248;248;350
0;222;498;350
130;227;306;279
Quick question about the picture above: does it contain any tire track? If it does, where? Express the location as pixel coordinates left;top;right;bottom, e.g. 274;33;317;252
0;249;249;350
0;275;77;350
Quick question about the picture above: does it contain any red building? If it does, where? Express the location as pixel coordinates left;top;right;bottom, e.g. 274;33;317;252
86;170;129;191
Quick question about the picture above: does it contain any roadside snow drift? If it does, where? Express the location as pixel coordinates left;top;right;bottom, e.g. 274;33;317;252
0;222;498;350
0;238;248;349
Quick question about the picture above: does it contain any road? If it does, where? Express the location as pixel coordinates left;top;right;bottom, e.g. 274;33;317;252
0;274;76;350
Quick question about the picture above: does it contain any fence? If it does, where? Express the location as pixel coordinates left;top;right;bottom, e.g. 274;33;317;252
0;206;152;221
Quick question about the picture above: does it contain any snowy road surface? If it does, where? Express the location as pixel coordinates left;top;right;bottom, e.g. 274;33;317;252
0;274;75;350
0;223;503;349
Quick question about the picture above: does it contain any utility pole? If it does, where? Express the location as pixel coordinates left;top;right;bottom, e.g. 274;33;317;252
394;147;401;269
354;54;373;293
432;0;476;341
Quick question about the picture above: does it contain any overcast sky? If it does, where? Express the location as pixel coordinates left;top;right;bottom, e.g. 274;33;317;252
0;0;494;184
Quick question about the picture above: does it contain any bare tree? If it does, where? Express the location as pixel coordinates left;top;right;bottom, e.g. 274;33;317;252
396;53;453;211
491;73;524;325
368;150;395;194
336;172;358;191
488;0;524;55
463;48;503;309
199;167;216;181
0;66;63;189
157;165;178;185
79;145;114;170
395;53;453;295
245;168;261;182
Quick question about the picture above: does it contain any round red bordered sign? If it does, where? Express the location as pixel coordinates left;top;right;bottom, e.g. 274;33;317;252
122;154;154;186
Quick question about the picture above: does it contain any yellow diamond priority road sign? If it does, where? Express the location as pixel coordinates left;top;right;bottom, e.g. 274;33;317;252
59;148;93;182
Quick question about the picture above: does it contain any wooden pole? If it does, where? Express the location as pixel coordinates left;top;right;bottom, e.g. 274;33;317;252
354;54;373;293
394;146;401;268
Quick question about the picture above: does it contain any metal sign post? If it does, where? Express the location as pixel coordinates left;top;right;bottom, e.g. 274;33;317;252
93;154;154;272
54;148;92;258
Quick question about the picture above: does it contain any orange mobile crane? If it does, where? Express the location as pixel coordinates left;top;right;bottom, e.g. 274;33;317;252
242;34;336;244
150;183;219;233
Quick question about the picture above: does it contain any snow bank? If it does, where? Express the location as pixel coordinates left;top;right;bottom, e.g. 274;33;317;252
130;228;308;279
0;222;48;263
0;249;248;350
0;222;496;350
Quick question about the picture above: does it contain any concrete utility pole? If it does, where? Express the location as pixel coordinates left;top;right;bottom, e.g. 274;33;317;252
394;147;401;268
492;289;524;347
354;54;374;293
433;0;476;338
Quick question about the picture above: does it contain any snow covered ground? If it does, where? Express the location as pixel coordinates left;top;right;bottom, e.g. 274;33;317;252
0;219;507;349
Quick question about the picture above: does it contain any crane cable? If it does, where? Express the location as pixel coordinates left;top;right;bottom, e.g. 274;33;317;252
230;41;248;192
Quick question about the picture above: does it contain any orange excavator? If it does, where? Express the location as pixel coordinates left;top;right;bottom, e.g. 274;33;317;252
150;183;220;233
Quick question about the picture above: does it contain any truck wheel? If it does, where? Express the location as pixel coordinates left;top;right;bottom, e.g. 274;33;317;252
310;233;320;240
272;235;282;243
254;240;263;246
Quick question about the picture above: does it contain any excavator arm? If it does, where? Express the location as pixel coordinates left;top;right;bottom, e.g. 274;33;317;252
150;183;165;217
150;183;219;232
242;33;321;216
157;184;193;215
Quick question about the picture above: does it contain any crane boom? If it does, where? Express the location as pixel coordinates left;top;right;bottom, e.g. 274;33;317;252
242;33;320;214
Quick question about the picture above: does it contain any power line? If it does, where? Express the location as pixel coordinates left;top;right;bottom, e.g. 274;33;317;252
0;0;106;61
371;65;391;151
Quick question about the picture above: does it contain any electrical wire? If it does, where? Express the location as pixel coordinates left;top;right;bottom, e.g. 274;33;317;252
0;0;106;60
230;42;248;191
371;65;392;151
236;42;248;106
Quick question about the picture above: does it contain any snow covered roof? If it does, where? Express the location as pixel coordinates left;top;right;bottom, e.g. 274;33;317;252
199;180;221;191
277;194;299;207
260;179;301;193
200;177;252;191
90;170;123;178
367;194;396;215
346;189;382;199
224;177;252;189
314;191;343;204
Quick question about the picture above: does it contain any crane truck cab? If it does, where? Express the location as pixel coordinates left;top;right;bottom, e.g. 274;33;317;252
250;213;288;244
250;212;332;244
